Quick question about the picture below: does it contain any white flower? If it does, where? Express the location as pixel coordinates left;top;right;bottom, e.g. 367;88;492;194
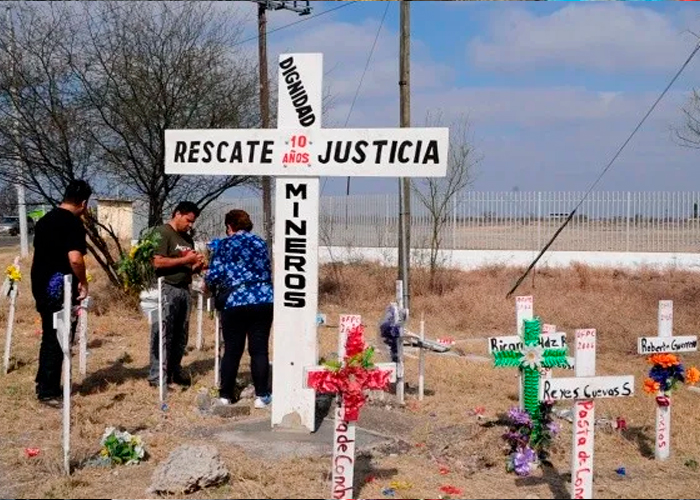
520;345;544;370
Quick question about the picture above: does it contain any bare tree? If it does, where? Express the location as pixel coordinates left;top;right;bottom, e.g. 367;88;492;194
411;112;480;291
0;182;17;217
72;1;259;226
0;1;262;285
674;89;700;149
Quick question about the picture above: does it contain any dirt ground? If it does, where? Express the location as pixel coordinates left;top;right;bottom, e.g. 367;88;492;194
1;247;700;499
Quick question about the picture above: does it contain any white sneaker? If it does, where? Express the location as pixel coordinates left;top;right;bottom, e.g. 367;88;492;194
254;395;272;409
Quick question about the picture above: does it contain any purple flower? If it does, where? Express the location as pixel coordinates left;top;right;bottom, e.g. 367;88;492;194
508;407;532;426
547;421;561;435
503;430;528;446
513;447;537;476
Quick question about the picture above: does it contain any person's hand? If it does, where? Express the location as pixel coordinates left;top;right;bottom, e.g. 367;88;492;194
183;251;201;266
77;281;89;301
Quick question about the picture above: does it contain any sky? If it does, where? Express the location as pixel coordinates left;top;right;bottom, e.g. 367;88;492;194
221;0;700;197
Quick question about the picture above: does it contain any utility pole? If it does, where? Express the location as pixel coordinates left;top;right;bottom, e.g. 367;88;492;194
252;1;311;255
398;0;410;311
5;5;28;258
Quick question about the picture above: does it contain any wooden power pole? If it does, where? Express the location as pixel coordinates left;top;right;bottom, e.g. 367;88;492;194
253;1;311;254
398;0;411;310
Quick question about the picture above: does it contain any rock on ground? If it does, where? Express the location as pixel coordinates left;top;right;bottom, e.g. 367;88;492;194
149;445;230;494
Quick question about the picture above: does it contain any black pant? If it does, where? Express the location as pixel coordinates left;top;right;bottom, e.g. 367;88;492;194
148;284;191;383
220;303;273;401
36;310;76;399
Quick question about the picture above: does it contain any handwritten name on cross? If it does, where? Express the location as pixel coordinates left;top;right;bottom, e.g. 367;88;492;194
304;320;396;500
637;300;698;461
165;53;447;432
493;317;569;435
541;329;635;500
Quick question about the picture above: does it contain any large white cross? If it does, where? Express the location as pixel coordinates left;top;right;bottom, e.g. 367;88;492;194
637;300;698;461
164;53;448;432
541;329;635;500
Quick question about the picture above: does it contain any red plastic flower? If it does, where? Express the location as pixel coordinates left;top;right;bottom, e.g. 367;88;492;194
24;448;40;458
440;485;463;496
656;395;671;407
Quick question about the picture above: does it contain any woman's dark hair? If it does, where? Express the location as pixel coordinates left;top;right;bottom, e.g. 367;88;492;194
225;209;253;232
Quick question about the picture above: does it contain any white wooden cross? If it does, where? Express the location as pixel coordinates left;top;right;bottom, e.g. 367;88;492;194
540;329;635;500
2;256;20;375
157;277;166;404
77;297;93;377
488;296;573;408
207;297;222;389
303;315;396;500
194;277;205;351
164;52;448;432
637;300;698;461
52;275;73;476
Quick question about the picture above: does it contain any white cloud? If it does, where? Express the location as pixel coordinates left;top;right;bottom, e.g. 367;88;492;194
468;3;698;73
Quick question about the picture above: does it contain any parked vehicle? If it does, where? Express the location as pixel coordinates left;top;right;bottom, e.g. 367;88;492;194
9;217;35;236
0;216;17;235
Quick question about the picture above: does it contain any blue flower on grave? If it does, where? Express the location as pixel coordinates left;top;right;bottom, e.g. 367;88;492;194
46;273;64;310
513;446;537;476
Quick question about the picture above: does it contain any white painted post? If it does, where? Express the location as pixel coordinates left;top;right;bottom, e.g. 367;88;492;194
196;291;204;351
396;280;406;406
637;300;698;461
215;310;221;390
541;323;556;381
516;296;534;409
656;300;672;461
540;329;635;500
572;329;596;500
52;275;72;476
77;297;92;377
332;314;362;500
2;257;20;375
158;277;166;404
418;313;425;401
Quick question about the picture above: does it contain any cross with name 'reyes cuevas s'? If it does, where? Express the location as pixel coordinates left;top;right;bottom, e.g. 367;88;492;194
163;53;449;432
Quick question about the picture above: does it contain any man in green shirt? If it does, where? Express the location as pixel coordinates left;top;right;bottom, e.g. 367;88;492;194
148;201;204;388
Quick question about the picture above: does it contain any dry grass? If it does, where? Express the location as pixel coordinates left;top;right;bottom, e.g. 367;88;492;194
2;246;700;499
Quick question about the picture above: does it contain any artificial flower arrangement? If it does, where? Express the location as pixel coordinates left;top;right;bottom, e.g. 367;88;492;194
2;263;21;298
99;427;146;466
117;228;161;295
643;353;700;406
307;324;391;421
502;402;560;477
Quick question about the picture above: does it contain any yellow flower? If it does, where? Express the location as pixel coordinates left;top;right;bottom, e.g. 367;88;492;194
6;264;21;282
86;272;94;283
129;246;138;259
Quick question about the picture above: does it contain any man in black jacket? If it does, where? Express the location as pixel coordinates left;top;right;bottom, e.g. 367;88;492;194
31;180;91;407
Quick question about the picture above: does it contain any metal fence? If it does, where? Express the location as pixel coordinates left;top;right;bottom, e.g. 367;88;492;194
196;191;700;253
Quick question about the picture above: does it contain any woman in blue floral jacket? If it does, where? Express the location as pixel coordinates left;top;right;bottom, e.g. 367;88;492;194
204;210;273;409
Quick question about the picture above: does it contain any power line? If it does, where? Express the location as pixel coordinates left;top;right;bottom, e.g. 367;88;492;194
341;0;391;198
231;1;359;48
507;40;700;299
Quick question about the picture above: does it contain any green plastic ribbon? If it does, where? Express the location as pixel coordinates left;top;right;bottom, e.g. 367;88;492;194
493;317;570;438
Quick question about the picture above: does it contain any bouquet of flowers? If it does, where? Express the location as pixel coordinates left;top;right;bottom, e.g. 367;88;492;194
2;263;21;298
378;304;402;363
99;427;146;466
117;228;161;295
307;324;391;421
503;402;560;477
643;353;700;406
